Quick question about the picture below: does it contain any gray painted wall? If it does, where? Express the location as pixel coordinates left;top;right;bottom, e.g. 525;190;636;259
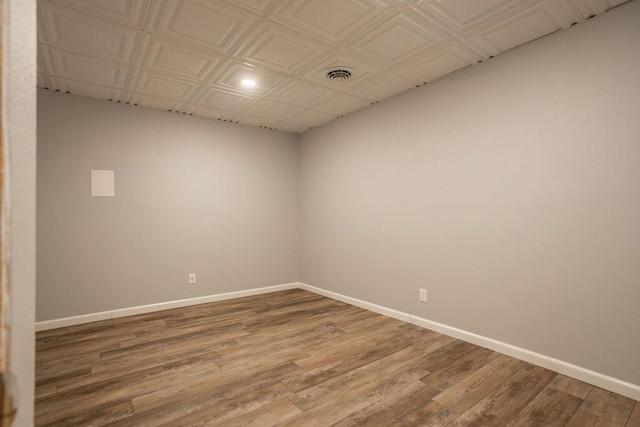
37;91;299;321
299;1;640;386
5;0;37;424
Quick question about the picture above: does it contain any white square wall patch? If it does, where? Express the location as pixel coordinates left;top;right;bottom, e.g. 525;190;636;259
91;169;115;197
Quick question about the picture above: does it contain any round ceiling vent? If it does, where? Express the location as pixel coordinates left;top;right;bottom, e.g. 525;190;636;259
326;67;354;81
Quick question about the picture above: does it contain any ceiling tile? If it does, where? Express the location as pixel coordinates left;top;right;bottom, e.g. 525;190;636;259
275;121;311;134
246;99;306;121
237;22;331;74
346;72;415;102
49;76;126;101
220;0;280;16
288;109;336;127
458;1;576;57
137;35;224;80
412;0;532;33
39;1;140;63
213;60;288;96
271;79;339;107
148;0;258;55
431;0;518;24
346;9;450;66
132;69;200;99
48;0;149;28
312;93;370;116
194;86;257;111
568;0;628;17
393;41;478;83
270;0;387;46
186;105;236;120
234;113;280;128
484;12;559;52
44;46;129;88
125;92;191;114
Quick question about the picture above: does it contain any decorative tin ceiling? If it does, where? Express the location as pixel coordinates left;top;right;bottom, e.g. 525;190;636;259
37;0;629;133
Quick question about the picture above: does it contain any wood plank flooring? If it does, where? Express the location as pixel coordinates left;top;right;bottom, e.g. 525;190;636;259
35;289;640;426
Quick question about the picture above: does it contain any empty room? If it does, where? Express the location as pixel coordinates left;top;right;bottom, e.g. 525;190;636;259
2;0;640;425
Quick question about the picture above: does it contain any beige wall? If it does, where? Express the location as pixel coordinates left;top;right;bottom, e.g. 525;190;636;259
5;0;37;424
299;1;640;386
37;90;299;321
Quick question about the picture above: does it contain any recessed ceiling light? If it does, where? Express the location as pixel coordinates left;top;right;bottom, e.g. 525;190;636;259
241;79;256;87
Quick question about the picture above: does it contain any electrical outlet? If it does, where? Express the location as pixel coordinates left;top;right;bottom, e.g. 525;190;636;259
419;288;427;303
188;273;196;285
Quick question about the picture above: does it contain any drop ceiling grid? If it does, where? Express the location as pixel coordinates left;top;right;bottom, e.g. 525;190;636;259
37;0;632;133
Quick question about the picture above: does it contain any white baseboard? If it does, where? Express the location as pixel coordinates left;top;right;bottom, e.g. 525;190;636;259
35;280;640;401
35;282;299;331
298;283;640;402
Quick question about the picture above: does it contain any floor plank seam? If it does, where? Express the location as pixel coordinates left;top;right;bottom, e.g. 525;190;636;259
34;289;640;426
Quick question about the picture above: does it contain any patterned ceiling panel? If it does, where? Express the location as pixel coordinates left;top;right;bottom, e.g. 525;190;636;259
37;0;631;133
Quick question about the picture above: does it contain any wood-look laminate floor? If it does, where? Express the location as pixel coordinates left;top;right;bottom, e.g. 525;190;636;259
36;289;640;426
